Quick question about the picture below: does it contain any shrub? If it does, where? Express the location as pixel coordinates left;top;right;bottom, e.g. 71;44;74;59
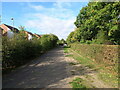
2;33;58;72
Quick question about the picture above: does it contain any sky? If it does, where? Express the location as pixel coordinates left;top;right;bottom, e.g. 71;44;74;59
1;2;88;39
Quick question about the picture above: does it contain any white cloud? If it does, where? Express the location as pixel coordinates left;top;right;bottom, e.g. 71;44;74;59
25;2;76;39
29;2;75;19
30;5;45;11
53;2;72;8
25;14;75;39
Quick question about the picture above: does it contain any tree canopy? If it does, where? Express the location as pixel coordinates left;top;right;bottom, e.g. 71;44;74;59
67;2;120;45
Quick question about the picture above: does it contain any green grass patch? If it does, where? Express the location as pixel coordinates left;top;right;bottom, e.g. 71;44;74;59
69;77;88;89
63;46;70;53
71;51;96;69
65;54;73;57
64;48;69;53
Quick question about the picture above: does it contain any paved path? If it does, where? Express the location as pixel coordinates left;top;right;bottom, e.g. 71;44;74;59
3;47;72;88
2;47;113;88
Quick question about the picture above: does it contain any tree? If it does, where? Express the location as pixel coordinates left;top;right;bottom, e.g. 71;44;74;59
19;26;26;31
66;31;75;43
72;2;120;44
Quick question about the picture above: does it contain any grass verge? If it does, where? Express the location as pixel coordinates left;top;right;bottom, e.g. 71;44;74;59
64;47;118;88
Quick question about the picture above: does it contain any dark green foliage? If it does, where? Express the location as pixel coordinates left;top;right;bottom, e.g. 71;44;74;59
67;2;120;45
57;38;66;45
66;29;81;44
2;33;58;72
66;31;75;44
40;34;58;51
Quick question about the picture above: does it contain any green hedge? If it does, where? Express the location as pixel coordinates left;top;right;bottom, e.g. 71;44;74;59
2;33;58;72
70;43;119;73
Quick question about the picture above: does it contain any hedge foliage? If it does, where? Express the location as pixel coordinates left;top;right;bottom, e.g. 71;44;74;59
70;43;119;73
2;33;58;72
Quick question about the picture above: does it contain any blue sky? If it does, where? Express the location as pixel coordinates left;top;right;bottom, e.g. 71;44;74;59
2;2;88;39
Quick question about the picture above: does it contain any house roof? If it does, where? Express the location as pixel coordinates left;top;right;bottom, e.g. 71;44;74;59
0;24;42;38
22;31;34;36
0;24;19;33
26;31;33;35
34;33;42;38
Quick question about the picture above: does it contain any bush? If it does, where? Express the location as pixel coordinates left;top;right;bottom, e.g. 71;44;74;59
2;33;58;72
